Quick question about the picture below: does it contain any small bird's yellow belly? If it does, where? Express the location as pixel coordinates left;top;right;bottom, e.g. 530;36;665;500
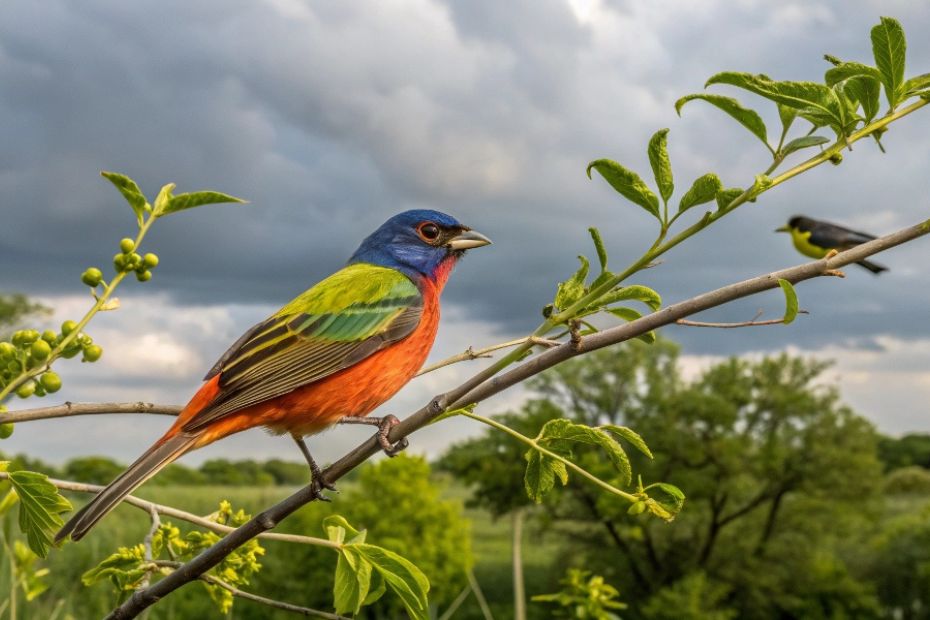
791;230;828;259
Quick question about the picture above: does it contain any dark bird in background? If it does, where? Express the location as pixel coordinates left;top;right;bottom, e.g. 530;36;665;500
775;215;888;274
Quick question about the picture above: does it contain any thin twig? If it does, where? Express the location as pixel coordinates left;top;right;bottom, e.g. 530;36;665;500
151;561;348;619
416;337;561;376
101;215;930;619
0;473;338;550
466;568;495;620
438;583;473;620
137;505;161;590
676;310;809;329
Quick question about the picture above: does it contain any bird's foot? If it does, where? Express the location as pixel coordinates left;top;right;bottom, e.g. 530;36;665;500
339;414;409;457
292;434;337;501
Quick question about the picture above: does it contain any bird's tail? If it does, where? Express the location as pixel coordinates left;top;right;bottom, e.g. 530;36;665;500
55;432;198;542
856;259;888;274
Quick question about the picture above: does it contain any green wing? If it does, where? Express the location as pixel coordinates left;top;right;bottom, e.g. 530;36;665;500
184;264;423;431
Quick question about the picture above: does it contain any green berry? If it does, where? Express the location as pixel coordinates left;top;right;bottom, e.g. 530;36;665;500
61;345;81;359
61;320;78;336
42;330;57;344
40;371;62;393
13;330;39;346
16;380;36;398
34;384;46;397
120;238;136;253
0;423;13;439
136;270;152;282
143;253;159;268
627;501;647;516
113;253;127;272
83;345;103;363
30;339;51;361
0;342;15;358
81;267;103;287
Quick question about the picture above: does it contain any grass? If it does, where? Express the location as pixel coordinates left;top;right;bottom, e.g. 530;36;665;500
0;479;564;620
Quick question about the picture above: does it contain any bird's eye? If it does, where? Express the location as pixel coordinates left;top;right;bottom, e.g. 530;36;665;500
417;222;441;242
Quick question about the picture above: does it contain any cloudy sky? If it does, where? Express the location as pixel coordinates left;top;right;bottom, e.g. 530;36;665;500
2;0;930;466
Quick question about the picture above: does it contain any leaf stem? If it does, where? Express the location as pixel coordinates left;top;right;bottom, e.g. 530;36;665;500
459;410;639;504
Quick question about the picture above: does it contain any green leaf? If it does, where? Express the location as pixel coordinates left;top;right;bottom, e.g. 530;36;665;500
81;545;148;591
777;104;797;136
871;16;907;108
537;419;632;487
555;255;590;311
678;173;722;214
597;284;661;311
903;73;930;97
334;547;373;616
9;471;72;557
824;61;881;86
586;160;660;219
675;94;769;152
323;514;364;545
363;570;387;606
780;135;830;157
715;187;744;211
605;308;656;344
353;544;430;620
777;279;799;325
706;72;843;131
601;425;654;459
162;191;247;216
152;183;176;215
644;482;686;514
843;76;881;123
524;449;567;503
647;129;674;204
588;227;608;272
100;171;148;225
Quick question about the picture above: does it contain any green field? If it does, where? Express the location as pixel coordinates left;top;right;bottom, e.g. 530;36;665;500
1;479;563;619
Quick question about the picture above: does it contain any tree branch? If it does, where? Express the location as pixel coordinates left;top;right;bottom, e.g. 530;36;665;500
151;560;348;619
0;401;181;424
0;473;338;550
44;216;930;618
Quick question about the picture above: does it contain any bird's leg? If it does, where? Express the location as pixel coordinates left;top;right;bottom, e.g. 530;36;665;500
291;434;336;501
338;415;409;457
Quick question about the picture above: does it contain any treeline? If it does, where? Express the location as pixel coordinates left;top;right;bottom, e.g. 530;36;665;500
2;428;929;490
0;452;311;486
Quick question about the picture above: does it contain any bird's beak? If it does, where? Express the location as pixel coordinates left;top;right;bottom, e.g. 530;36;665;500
447;229;492;250
774;225;790;233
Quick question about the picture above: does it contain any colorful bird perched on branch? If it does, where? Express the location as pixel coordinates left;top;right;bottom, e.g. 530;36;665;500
775;215;888;274
57;210;491;541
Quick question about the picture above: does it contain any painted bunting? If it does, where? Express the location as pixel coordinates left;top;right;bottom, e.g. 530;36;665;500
57;210;490;541
775;215;887;274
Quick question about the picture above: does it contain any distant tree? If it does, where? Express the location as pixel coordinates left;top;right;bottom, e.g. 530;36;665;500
198;458;275;486
878;433;930;471
262;458;308;486
440;341;885;618
63;457;124;485
0;293;49;338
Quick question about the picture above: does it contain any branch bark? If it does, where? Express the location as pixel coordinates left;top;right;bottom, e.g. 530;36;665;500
26;216;930;619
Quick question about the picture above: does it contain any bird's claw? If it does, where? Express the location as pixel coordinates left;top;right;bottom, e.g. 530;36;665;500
377;415;409;457
310;476;337;502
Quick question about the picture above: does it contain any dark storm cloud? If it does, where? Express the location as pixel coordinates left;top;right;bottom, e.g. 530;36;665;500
2;0;930;352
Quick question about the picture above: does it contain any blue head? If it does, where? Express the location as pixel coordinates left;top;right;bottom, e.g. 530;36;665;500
348;209;491;281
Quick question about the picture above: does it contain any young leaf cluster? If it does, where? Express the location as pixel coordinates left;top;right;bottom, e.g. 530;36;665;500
325;515;430;619
532;568;627;619
548;227;661;342
83;500;264;615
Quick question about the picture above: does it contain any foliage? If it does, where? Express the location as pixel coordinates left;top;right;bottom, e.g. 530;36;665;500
883;466;930;495
533;568;627;619
0;294;50;338
63;456;126;486
878;433;930;471
83;500;265;614
441;342;888;617
640;572;736;620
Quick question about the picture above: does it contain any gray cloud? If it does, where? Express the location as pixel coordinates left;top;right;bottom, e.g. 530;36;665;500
2;0;930;461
